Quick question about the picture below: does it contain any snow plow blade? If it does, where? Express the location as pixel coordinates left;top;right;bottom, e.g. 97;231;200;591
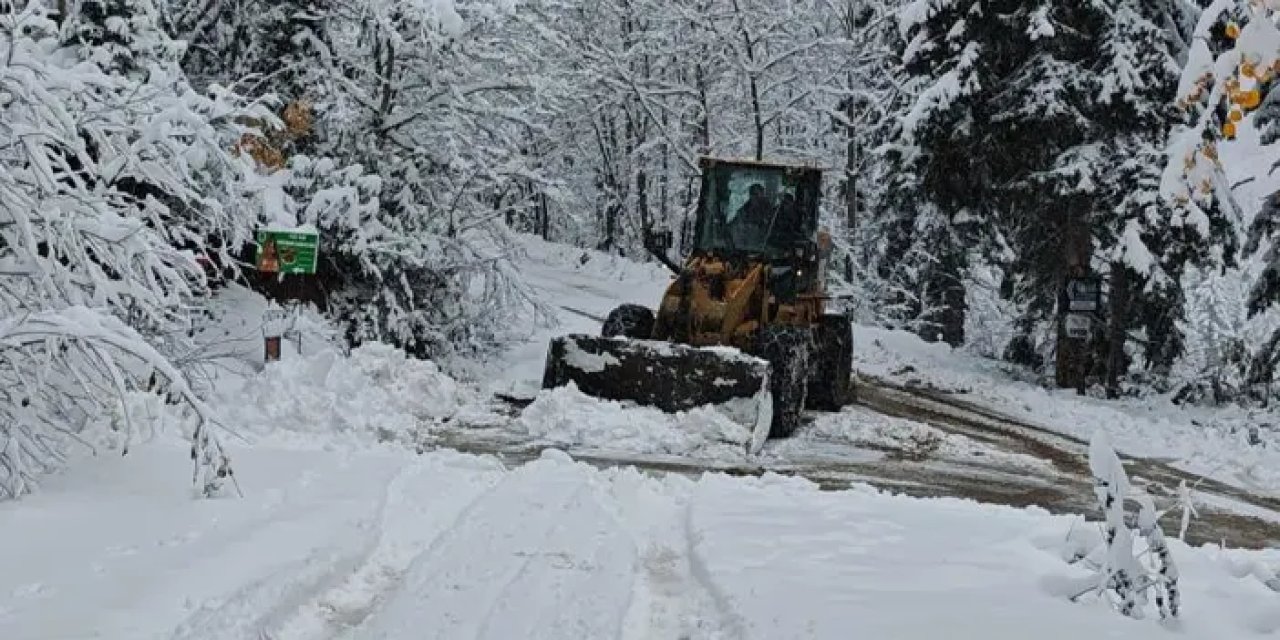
541;335;773;451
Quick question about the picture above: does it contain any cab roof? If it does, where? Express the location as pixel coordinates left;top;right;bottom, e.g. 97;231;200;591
698;156;824;174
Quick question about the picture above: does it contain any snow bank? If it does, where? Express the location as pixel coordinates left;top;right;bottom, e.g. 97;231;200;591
514;384;754;458
216;343;475;447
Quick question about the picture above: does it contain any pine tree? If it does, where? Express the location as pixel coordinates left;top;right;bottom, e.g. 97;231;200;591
885;0;1232;381
69;0;174;76
1087;1;1236;384
878;0;1004;347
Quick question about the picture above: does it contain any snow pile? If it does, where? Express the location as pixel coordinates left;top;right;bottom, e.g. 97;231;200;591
216;343;474;446
514;384;754;458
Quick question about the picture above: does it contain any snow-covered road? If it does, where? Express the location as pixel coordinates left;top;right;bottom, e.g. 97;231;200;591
428;236;1280;549
5;442;1280;639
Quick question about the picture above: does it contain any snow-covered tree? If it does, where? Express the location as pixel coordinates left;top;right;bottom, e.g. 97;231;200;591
69;0;177;75
876;0;1014;347
1075;431;1181;620
882;0;1232;380
1172;2;1280;391
1;1;265;497
252;0;560;364
1173;266;1253;403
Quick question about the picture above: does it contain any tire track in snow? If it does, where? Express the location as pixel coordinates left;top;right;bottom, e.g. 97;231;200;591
469;483;594;638
166;454;505;640
262;454;507;640
348;453;638;640
681;499;750;640
619;495;739;640
166;465;403;640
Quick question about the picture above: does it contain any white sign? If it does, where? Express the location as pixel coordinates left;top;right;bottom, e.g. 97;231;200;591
1064;313;1092;339
1067;279;1101;312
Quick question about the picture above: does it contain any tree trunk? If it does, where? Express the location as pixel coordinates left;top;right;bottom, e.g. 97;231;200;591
730;0;764;160
637;168;650;240
1105;264;1130;398
538;192;549;240
844;94;858;284
750;78;764;161
940;252;966;347
1055;210;1093;392
695;62;711;154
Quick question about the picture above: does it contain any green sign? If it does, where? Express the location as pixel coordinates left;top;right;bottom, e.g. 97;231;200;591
255;228;318;274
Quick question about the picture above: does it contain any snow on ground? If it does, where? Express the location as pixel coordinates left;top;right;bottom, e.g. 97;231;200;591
3;436;1280;639
9;236;1280;639
0;441;505;640
855;325;1280;495
689;473;1280;639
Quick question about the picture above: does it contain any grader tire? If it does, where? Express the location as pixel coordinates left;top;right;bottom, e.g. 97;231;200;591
602;304;656;339
809;314;853;410
756;326;813;438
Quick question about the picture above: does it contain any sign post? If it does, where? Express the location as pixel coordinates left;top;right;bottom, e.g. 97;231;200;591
262;308;290;363
1057;275;1104;391
255;226;318;363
